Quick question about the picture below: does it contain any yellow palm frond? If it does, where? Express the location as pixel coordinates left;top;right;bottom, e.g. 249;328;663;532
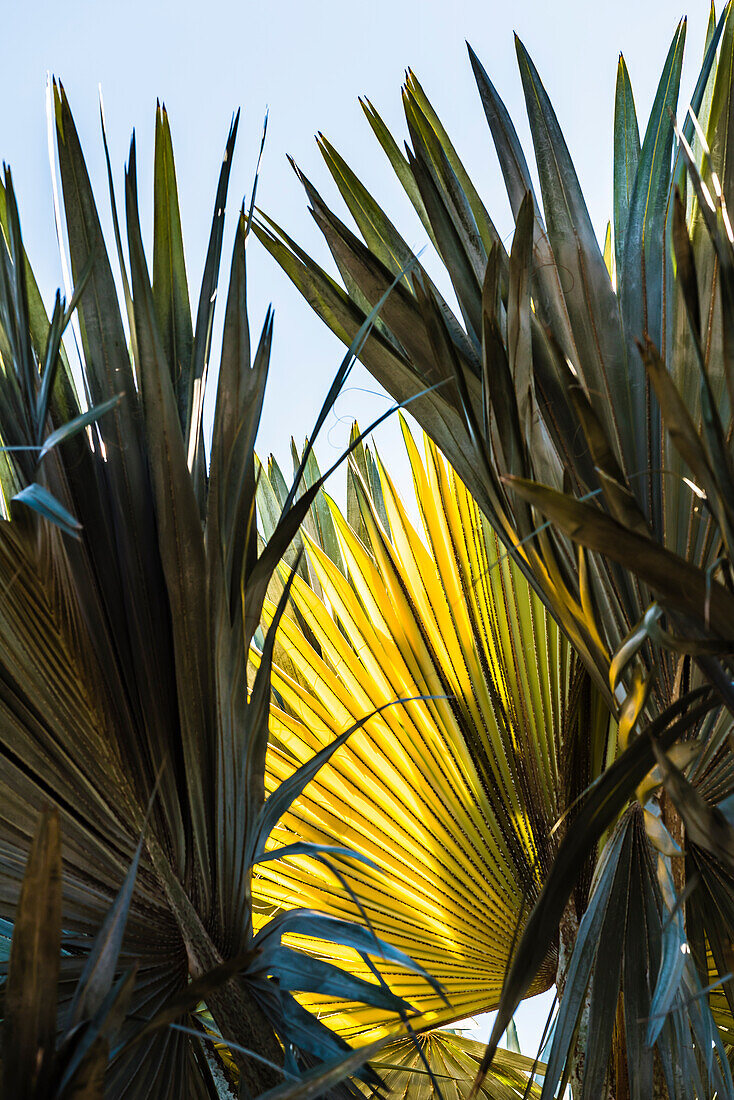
364;1030;543;1100
255;421;612;1040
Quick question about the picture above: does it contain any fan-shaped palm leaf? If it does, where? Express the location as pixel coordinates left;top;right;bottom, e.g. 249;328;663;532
256;7;734;1091
0;94;434;1097
254;422;611;1043
362;1030;543;1100
255;431;734;1096
253;4;734;725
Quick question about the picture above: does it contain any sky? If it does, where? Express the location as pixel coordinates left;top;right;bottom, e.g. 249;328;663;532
2;0;715;486
2;0;716;1061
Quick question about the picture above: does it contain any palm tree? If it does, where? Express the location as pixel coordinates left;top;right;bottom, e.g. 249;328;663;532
2;808;134;1098
255;4;734;1094
256;423;574;1094
254;425;727;1096
0;92;437;1097
256;421;601;1027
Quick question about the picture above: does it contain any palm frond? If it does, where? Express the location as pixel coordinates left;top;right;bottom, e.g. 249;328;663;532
255;422;610;1040
362;1030;544;1100
257;7;734;1091
0;93;431;1096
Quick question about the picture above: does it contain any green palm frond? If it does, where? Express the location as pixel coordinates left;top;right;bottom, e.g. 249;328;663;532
1;808;130;1099
253;4;734;716
0;93;432;1097
1;808;238;1099
256;5;734;1093
255;428;734;1095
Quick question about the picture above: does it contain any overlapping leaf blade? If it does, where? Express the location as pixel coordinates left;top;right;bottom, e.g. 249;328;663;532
0;93;436;1098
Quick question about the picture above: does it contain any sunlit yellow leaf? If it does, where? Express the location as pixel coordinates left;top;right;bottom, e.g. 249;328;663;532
255;424;612;1040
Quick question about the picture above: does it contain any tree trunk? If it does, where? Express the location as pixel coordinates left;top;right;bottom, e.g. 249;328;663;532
198;972;283;1095
150;842;284;1094
557;894;592;1100
203;1046;239;1099
557;895;621;1100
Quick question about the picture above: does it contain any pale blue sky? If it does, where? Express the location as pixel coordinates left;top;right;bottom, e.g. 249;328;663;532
3;0;715;1060
3;1;714;478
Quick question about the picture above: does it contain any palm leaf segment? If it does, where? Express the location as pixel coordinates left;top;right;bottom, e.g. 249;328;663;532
255;422;609;1041
256;5;734;1093
0;92;435;1097
253;3;734;723
362;1030;543;1100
